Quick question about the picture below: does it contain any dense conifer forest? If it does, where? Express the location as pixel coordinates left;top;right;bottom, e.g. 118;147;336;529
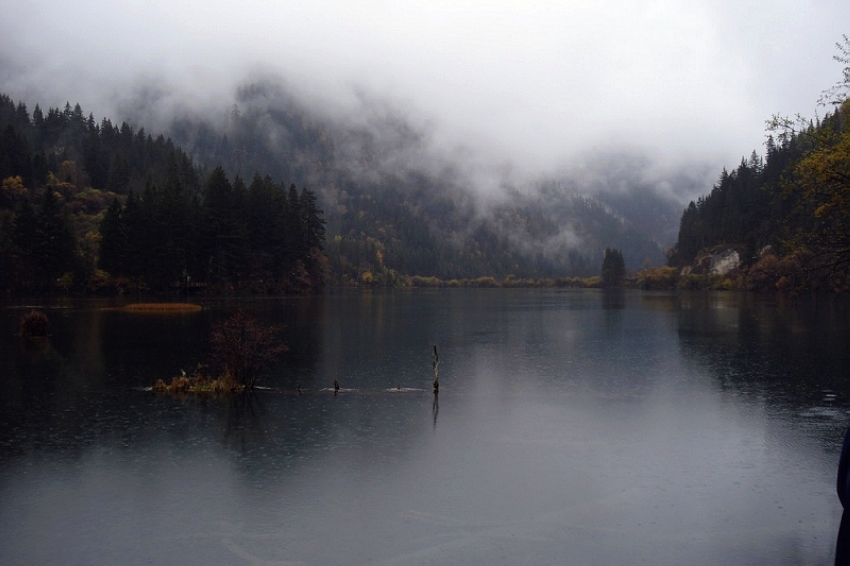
656;37;850;292
0;95;327;293
1;34;848;295
154;81;669;283
667;99;850;292
0;87;669;294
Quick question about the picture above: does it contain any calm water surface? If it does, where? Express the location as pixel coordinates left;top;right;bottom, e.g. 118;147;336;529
1;289;849;564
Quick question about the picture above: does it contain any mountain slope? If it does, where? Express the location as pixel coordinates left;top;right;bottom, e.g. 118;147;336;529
141;78;681;278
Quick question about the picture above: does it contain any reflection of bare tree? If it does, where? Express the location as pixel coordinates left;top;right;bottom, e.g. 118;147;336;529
432;344;440;427
432;344;439;392
212;310;288;390
222;392;266;449
432;390;439;428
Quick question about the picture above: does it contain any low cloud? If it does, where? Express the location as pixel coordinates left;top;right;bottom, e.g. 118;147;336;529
1;0;848;198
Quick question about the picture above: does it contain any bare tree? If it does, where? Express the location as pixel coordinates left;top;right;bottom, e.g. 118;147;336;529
211;310;288;390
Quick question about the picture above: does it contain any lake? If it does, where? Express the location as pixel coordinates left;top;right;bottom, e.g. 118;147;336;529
1;289;849;564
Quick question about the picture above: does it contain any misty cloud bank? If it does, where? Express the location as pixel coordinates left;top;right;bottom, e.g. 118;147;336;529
3;0;848;172
108;74;691;256
2;1;849;272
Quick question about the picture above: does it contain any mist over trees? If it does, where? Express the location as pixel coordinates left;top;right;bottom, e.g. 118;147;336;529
0;94;326;293
130;79;680;280
669;36;850;291
8;45;848;294
669;105;850;291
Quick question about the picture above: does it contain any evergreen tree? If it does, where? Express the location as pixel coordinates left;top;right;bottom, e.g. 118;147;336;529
11;195;37;287
0;124;32;185
601;247;626;288
245;174;284;282
784;100;850;286
121;190;146;281
299;186;326;252
98;197;124;275
201;167;245;285
283;183;304;266
33;188;77;288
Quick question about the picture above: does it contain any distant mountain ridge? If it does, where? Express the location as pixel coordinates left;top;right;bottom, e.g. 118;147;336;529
0;80;696;292
134;78;686;279
668;101;850;292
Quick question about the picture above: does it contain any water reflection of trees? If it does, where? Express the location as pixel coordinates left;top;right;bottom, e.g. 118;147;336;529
675;292;850;420
0;299;324;463
600;288;626;310
0;294;449;492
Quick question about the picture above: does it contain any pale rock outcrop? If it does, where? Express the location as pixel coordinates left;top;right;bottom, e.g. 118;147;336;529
709;249;740;275
681;248;741;276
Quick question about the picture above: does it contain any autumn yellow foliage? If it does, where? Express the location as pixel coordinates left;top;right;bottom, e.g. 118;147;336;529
110;303;203;312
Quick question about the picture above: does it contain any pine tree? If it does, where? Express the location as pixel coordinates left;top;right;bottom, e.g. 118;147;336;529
601;247;626;288
201;167;245;285
33;188;77;288
98;197;124;275
300;186;326;252
121;190;146;281
11;195;37;287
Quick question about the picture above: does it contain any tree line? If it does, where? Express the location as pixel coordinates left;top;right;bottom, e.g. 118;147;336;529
165;83;663;284
669;37;850;292
0;94;326;293
668;103;849;291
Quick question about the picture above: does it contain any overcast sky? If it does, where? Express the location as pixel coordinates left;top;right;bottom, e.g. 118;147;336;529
1;0;848;180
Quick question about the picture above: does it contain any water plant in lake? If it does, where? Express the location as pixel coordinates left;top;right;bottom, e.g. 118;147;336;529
152;364;246;394
152;309;287;395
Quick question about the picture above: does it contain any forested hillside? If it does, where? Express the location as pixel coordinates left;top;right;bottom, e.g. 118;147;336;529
7;69;849;295
1;81;684;293
146;80;673;281
0;95;326;293
669;100;850;291
666;37;850;292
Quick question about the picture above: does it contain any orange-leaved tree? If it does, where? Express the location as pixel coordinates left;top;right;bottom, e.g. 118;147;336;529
786;100;850;288
211;310;288;390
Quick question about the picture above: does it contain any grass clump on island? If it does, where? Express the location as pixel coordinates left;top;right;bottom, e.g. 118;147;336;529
152;309;287;396
152;364;245;394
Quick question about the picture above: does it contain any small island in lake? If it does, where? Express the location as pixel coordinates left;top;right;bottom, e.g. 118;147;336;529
151;310;287;396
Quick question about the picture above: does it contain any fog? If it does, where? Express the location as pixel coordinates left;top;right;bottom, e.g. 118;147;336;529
1;0;849;201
